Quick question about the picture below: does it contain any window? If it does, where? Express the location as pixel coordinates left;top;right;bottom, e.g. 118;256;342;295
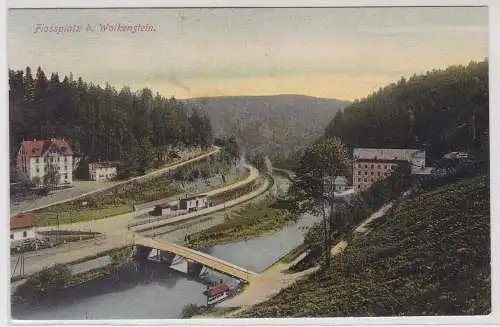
358;164;361;168
23;231;27;238
358;171;361;175
364;164;367;168
370;164;374;168
371;172;374;176
58;157;60;162
36;158;39;163
384;165;387;169
364;178;367;182
358;178;361;182
364;171;367;175
10;234;13;240
378;164;381;168
377;172;381;176
64;157;67;162
370;178;373;182
64;174;68;179
36;168;39;173
44;157;47;162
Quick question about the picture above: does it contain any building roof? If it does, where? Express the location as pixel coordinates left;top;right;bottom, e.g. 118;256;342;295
353;148;425;161
90;162;119;169
354;158;408;165
10;213;37;230
181;194;208;201
334;176;348;184
156;203;173;209
20;139;73;159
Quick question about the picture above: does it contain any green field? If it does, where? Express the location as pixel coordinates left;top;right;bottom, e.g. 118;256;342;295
238;175;490;317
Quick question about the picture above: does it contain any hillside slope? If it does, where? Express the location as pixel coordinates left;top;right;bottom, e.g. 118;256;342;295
183;95;350;158
324;60;488;163
238;175;490;317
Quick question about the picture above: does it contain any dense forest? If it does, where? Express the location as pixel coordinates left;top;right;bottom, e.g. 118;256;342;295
324;59;489;163
9;66;213;178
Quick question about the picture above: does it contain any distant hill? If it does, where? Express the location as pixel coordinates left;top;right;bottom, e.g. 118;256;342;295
183;95;350;159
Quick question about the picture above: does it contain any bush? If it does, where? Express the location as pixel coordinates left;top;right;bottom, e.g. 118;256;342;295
15;264;72;300
181;303;204;318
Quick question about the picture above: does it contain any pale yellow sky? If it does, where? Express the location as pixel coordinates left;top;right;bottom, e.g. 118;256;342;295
8;7;488;101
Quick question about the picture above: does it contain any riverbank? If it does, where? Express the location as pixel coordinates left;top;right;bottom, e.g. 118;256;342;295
233;175;490;317
12;246;134;305
190;248;320;318
184;175;295;250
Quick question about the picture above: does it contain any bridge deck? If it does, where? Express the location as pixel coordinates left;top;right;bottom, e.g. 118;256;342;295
135;236;258;282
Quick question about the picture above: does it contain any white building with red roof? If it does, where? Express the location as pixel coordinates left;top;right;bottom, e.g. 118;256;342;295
88;162;118;182
10;213;38;246
16;138;74;186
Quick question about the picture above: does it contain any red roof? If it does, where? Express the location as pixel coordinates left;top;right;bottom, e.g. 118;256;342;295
156;203;173;209
207;284;230;297
20;139;73;159
10;213;37;230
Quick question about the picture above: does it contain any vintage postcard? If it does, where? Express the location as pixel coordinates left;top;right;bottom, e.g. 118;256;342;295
6;5;491;323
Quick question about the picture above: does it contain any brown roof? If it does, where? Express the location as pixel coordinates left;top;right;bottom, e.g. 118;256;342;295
354;159;408;165
20;139;73;159
90;162;118;169
156;203;173;209
10;213;37;230
181;194;208;201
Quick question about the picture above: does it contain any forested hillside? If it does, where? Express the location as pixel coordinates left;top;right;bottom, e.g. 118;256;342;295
184;95;350;160
9;67;213;178
239;175;490;317
325;59;489;163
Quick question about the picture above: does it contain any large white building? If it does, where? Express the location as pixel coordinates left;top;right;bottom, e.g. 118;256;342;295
88;162;118;182
16;138;74;186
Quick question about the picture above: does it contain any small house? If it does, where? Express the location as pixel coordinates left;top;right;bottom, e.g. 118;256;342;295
89;162;118;182
10;213;38;246
179;195;208;212
153;203;176;216
334;176;349;192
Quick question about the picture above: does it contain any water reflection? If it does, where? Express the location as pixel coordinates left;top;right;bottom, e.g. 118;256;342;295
12;212;320;320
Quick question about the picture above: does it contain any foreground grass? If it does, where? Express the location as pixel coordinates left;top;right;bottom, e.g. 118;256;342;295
237;175;490;317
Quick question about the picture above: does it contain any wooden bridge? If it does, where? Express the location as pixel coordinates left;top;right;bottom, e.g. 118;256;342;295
134;236;258;282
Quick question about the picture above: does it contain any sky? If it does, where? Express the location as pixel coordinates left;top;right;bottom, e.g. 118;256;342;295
7;7;488;101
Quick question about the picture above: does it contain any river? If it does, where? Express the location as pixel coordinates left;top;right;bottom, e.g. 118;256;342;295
11;212;321;320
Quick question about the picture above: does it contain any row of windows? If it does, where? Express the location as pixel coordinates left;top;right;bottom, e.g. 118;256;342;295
34;171;70;179
358;171;391;177
356;163;396;170
35;166;72;173
10;231;28;239
357;177;377;183
35;156;69;163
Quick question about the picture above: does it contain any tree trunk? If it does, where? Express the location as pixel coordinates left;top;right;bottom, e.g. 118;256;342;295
322;211;330;268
